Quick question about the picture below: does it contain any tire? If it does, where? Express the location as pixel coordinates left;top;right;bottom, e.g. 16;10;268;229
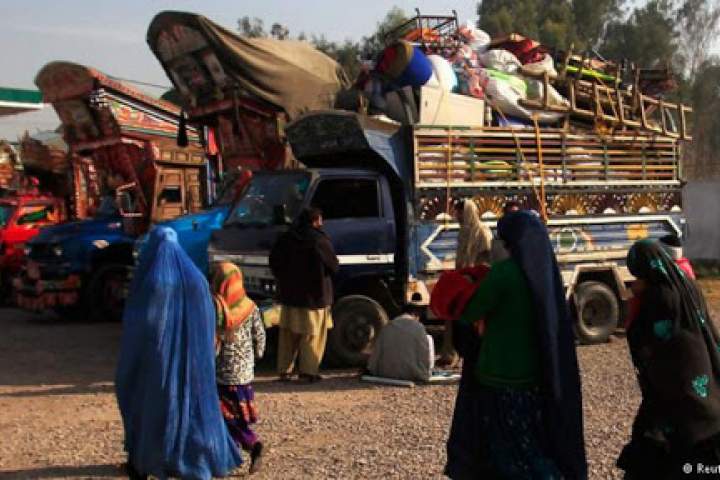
327;295;389;367
84;263;131;323
574;281;620;344
0;270;11;306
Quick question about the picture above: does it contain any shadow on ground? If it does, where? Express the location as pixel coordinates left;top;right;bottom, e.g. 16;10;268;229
0;463;122;479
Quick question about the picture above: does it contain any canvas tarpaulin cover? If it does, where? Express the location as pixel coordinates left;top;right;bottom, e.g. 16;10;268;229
147;11;350;119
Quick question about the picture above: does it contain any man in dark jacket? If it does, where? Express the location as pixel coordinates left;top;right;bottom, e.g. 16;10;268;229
269;207;339;382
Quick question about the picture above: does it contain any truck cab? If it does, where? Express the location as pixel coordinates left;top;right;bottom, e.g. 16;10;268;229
0;195;67;294
210;167;406;366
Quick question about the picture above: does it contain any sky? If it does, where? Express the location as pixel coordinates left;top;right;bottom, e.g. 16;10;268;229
0;0;477;141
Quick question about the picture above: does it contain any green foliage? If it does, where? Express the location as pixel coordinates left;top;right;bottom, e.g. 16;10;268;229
477;0;623;51
688;61;720;170
600;0;679;68
237;16;266;38
676;0;720;79
236;7;408;80
478;0;541;40
359;6;409;59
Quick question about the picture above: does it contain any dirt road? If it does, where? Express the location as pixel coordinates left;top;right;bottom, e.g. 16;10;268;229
2;280;720;479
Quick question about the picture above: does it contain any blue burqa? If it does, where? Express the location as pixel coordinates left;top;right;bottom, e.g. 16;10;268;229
497;211;588;479
115;227;241;479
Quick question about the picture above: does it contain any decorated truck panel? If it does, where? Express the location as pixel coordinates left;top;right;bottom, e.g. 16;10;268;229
147;10;349;173
14;62;206;321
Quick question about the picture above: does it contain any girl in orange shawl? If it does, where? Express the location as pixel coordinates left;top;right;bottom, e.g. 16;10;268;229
211;262;267;474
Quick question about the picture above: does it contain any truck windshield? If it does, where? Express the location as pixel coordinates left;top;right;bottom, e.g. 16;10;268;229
94;196;120;218
225;173;311;227
0;204;15;227
215;171;243;206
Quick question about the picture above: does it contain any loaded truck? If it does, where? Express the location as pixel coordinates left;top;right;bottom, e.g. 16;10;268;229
14;62;208;321
208;110;685;366
1;132;102;300
0;193;67;298
137;11;349;271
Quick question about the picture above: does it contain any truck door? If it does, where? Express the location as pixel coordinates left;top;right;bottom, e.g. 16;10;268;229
309;176;396;275
184;168;202;214
153;167;185;222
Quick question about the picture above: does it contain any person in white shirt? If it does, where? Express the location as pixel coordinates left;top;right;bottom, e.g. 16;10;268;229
367;303;434;383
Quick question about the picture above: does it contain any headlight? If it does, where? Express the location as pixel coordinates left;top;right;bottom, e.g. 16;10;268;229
53;246;63;257
24;246;31;256
92;239;109;249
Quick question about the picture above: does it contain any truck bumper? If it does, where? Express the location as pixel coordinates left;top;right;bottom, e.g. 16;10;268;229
13;266;82;311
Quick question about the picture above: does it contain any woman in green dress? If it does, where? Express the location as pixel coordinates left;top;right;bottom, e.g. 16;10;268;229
456;210;587;479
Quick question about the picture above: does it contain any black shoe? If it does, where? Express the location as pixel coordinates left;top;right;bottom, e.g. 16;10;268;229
278;373;294;382
124;462;147;480
299;373;323;383
249;442;264;474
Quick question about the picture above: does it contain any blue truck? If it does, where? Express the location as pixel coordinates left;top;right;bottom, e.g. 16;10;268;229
15;197;133;319
133;170;252;275
17;168;251;321
14;61;210;321
208;111;686;366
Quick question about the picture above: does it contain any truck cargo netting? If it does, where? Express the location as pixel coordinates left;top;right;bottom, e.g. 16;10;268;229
413;126;680;189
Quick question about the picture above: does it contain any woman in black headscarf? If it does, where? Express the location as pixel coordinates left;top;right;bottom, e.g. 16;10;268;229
455;210;587;479
618;239;720;478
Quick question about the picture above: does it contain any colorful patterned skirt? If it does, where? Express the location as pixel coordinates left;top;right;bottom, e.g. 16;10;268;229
218;384;259;451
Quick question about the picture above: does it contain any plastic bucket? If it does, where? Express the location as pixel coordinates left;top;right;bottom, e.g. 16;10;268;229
378;41;432;88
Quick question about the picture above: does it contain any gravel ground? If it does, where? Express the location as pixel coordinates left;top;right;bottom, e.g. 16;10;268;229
1;279;719;479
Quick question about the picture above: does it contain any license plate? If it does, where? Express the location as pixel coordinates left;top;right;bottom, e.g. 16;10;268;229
27;262;40;280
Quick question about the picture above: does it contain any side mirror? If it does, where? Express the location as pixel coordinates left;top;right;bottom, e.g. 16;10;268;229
117;192;132;215
115;185;143;218
233;170;253;203
272;204;289;225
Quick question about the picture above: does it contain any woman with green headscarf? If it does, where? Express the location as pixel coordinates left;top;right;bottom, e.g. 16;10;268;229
618;239;720;478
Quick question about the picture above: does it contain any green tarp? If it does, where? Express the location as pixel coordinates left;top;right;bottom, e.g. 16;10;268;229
147;11;350;118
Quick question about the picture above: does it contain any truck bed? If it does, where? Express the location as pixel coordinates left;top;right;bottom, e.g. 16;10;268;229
413;126;680;189
411;125;684;281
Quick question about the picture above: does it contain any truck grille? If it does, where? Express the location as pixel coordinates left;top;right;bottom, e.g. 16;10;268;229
28;243;56;261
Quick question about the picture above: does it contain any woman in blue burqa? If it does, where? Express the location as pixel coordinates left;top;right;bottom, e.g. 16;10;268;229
116;227;241;479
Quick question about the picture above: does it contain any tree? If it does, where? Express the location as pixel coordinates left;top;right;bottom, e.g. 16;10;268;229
477;0;623;52
572;0;624;51
600;0;679;68
359;6;409;59
271;23;290;40
238;16;266;38
685;60;720;177
477;0;541;42
676;0;720;79
308;6;409;79
236;7;408;80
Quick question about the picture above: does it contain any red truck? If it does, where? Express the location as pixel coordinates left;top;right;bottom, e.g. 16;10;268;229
0;193;67;296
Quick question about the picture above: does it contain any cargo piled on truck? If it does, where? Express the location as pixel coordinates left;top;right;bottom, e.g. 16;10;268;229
207;10;690;366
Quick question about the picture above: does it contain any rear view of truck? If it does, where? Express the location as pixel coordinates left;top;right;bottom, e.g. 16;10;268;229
411;125;684;343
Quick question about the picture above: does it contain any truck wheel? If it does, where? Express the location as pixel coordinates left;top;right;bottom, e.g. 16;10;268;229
574;281;620;344
327;295;389;367
85;263;130;323
0;272;11;306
